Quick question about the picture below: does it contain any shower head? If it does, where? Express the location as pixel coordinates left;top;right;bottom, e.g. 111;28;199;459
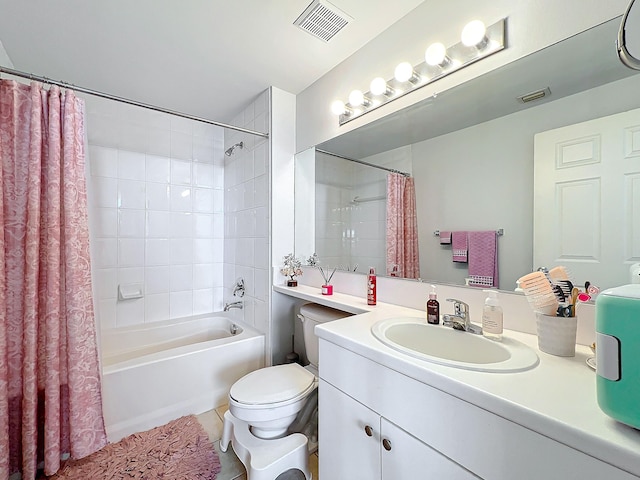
224;141;244;157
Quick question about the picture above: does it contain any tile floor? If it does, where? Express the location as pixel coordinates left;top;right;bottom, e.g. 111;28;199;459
196;405;319;480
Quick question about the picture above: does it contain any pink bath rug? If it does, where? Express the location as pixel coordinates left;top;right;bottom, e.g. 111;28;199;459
48;415;221;479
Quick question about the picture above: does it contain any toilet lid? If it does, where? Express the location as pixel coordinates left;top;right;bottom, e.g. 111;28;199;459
230;363;315;405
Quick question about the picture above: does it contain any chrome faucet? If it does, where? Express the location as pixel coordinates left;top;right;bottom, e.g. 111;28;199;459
232;277;245;298
442;299;482;335
223;301;244;312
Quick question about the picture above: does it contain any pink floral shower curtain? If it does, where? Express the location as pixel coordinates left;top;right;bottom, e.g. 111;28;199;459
386;173;420;279
0;80;107;479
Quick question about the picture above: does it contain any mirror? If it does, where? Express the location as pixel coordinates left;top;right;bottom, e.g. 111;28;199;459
295;17;640;291
618;0;640;69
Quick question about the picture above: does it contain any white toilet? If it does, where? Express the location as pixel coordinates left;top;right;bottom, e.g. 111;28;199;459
220;303;351;480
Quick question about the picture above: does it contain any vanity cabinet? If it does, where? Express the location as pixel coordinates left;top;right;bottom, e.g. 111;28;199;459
318;338;640;480
319;380;478;479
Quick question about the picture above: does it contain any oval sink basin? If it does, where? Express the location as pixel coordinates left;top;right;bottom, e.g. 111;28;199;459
371;317;539;373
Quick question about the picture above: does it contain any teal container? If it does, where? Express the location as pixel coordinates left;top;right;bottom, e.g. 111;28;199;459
595;284;640;430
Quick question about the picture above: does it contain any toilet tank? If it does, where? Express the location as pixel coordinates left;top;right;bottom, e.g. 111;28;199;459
298;303;352;369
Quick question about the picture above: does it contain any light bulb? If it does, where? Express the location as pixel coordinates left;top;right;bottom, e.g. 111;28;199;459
348;89;366;106
461;20;487;47
331;100;347;116
425;42;448;66
370;77;390;96
394;62;416;83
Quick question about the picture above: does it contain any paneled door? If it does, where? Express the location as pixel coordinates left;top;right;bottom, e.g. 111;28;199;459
534;108;640;289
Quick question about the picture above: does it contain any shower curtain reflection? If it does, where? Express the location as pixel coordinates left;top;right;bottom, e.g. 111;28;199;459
386;173;420;279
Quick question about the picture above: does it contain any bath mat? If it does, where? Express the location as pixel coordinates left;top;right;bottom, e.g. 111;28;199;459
49;415;221;480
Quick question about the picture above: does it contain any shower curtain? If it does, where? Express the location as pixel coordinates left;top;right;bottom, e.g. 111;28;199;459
0;80;107;479
386;173;420;279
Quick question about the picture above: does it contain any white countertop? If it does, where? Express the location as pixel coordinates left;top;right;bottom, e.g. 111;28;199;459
274;284;640;478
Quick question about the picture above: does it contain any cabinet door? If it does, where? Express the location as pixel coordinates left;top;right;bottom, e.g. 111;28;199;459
381;419;480;479
319;380;381;479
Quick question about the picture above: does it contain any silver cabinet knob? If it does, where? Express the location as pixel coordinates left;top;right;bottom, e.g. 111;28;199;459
364;425;373;437
382;438;392;451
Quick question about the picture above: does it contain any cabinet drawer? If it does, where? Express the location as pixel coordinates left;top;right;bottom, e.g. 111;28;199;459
320;339;638;480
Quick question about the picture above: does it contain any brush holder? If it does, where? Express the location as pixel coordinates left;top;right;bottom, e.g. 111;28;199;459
535;313;577;357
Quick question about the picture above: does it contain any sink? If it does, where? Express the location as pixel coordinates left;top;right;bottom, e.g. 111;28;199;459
371;317;539;373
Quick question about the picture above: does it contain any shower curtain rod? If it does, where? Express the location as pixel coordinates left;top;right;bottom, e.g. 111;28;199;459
316;149;410;177
0;64;269;139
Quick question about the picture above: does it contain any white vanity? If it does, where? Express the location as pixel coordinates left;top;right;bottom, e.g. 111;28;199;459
275;285;640;479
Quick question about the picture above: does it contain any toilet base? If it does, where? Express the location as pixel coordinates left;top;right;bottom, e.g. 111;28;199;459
220;410;312;480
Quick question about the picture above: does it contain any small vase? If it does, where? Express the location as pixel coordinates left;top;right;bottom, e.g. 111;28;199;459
322;284;333;295
287;279;298;287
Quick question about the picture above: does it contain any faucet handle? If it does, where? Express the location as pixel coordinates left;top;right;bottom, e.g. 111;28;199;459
445;298;469;316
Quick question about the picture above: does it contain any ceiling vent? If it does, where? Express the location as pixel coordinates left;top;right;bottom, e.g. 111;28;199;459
517;87;552;104
294;0;353;42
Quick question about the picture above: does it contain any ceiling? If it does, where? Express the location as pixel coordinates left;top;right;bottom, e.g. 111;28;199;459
0;0;426;126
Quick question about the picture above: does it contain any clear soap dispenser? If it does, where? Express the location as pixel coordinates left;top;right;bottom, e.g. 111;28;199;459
482;290;503;341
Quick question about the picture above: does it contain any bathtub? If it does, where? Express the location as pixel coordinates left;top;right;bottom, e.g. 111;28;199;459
100;314;264;442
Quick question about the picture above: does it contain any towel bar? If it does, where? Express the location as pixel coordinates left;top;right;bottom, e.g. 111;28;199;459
434;229;504;236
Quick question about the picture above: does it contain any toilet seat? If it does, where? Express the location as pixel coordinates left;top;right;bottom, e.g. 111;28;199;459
230;363;316;408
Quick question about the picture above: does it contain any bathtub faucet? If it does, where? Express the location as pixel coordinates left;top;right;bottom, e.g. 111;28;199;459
224;301;244;312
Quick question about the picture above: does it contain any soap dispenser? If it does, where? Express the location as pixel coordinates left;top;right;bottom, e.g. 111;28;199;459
482;290;503;341
427;285;440;324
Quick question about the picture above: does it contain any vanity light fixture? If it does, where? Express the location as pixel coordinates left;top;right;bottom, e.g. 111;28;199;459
394;62;420;83
331;99;351;116
461;20;488;48
370;77;394;97
425;42;451;67
348;89;371;107
331;17;506;125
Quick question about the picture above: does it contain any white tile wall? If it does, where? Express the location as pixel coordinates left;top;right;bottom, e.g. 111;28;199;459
224;90;270;332
86;97;225;328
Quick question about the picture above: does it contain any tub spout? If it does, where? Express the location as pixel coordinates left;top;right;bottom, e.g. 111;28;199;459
224;301;243;312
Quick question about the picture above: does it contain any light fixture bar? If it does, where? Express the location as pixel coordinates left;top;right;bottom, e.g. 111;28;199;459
337;18;506;126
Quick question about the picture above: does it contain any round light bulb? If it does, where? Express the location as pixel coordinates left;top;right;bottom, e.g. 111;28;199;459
331;100;347;116
425;42;447;66
370;77;388;96
394;62;414;83
348;89;365;106
461;20;487;47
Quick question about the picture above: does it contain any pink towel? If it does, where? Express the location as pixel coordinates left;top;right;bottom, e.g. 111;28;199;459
439;231;452;244
451;231;468;262
468;231;499;288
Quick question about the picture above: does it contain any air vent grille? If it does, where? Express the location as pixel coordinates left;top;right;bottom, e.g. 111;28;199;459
294;0;353;42
517;87;552;104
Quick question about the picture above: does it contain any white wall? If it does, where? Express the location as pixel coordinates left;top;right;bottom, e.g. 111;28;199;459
85;96;225;328
296;0;629;151
223;89;270;342
270;87;297;365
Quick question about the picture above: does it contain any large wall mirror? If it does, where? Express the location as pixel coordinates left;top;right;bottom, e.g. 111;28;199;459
295;16;640;292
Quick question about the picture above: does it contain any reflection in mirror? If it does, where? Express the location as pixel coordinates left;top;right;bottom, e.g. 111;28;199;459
618;0;640;70
295;17;640;292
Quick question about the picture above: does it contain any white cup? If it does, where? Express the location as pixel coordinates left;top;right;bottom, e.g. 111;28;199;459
535;313;577;357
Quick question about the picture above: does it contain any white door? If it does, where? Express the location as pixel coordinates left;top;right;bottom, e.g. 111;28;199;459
318;380;381;479
534;108;640;289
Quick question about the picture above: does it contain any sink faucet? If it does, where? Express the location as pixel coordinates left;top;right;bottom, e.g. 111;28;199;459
223;301;243;312
442;299;482;335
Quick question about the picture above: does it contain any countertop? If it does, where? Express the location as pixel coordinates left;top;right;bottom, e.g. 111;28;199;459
274;284;640;478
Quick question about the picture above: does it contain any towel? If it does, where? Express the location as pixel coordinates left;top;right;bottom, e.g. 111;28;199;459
451;231;468;262
468;231;499;288
439;231;452;244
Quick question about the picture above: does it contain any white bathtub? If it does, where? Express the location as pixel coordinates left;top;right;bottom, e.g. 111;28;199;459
100;314;264;442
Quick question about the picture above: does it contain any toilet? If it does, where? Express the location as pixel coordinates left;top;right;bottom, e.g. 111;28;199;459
220;303;351;480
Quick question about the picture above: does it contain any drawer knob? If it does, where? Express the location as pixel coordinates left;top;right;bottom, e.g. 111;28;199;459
364;425;373;437
382;438;392;451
